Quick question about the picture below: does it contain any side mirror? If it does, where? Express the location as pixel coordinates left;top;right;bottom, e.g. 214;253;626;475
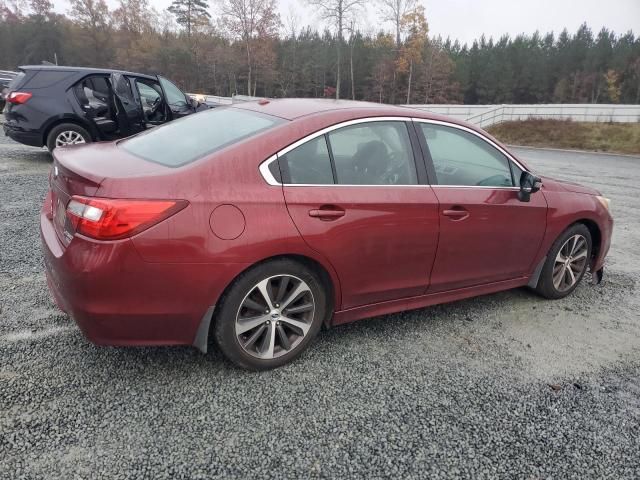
518;171;542;202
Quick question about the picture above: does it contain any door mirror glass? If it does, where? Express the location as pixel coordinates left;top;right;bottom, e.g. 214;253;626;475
518;171;542;202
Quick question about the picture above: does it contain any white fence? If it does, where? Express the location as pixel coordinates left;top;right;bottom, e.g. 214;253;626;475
188;94;640;128
405;104;640;128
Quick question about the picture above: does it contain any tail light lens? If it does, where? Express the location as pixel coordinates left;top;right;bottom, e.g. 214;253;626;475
7;91;32;104
66;196;188;240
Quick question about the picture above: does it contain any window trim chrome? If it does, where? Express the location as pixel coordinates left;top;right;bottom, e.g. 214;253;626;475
258;116;532;187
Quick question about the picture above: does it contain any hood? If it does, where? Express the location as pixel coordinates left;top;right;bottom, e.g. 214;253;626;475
539;175;601;196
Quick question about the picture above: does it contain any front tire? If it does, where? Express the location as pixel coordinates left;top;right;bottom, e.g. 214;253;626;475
213;259;328;370
535;224;592;299
46;123;92;152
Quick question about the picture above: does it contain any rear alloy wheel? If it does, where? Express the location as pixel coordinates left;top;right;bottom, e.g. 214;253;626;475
536;224;592;299
235;275;315;360
46;123;92;152
214;259;327;370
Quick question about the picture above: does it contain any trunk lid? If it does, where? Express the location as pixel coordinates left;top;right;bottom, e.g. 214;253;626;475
50;141;169;245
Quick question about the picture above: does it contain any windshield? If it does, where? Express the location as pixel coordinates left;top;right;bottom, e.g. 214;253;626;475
120;107;285;167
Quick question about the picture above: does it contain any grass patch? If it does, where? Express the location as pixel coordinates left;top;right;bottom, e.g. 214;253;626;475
487;119;640;155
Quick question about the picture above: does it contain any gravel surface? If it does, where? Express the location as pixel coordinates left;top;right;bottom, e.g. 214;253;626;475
1;131;639;479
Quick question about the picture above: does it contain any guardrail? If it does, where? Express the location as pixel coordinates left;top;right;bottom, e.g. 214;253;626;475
405;104;640;128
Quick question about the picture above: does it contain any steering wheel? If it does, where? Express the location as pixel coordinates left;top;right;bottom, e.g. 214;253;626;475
379;151;407;185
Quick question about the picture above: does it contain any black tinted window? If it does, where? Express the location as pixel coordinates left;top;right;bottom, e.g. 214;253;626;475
23;70;75;89
420;124;514;187
121;108;284;167
281;136;334;184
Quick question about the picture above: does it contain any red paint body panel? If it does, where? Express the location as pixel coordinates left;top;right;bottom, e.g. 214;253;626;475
39;99;613;350
283;185;440;308
428;187;548;292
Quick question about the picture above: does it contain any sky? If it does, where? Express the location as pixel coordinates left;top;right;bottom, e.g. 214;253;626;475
52;0;640;46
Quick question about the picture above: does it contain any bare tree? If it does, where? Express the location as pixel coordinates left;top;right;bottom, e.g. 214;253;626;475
378;0;417;102
307;0;363;99
218;0;280;96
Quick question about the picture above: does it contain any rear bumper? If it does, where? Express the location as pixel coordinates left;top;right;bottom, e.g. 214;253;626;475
40;202;245;348
3;122;43;147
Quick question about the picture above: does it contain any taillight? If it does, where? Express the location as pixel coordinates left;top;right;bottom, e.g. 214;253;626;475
66;196;188;240
7;91;32;104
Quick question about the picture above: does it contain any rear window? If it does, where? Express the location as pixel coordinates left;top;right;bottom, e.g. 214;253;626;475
120;108;284;167
6;72;25;90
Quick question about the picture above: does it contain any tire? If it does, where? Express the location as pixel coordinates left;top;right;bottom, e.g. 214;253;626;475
213;258;328;370
46;123;92;152
535;223;592;299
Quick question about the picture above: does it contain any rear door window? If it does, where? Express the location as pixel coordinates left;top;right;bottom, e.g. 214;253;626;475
280;136;335;184
120;107;284;167
328;122;418;185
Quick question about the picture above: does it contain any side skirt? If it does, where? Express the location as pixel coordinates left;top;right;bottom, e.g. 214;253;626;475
331;277;530;326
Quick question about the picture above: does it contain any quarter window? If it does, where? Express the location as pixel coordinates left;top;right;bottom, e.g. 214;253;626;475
281;136;334;185
420;124;514;187
328;122;418;185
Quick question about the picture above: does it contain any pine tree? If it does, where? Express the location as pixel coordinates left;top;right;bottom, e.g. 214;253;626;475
168;0;210;39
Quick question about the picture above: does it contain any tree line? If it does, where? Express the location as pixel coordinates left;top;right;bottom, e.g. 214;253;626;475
1;0;639;104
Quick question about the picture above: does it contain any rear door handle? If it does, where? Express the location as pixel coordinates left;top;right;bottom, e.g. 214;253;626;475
309;207;345;220
442;207;469;220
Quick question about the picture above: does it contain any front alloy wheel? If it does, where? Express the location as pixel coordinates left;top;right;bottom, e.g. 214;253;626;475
552;234;589;292
535;223;592;299
235;275;315;359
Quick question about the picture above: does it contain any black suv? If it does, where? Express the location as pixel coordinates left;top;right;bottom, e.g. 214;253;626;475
3;66;207;151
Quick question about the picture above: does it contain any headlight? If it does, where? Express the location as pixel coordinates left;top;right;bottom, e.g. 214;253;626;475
596;196;611;211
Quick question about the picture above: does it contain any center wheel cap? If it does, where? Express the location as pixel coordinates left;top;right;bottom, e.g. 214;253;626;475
271;311;281;320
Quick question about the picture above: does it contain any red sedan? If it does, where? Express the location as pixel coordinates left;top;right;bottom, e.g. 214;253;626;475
40;99;613;370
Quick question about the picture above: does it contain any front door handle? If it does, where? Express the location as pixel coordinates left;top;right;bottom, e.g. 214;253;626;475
309;207;345;220
442;207;469;221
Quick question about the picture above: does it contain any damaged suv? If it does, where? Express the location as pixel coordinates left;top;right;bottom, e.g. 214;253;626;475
3;65;207;151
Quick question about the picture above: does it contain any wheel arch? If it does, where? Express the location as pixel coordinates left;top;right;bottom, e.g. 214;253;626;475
42;115;97;146
193;253;339;353
572;218;602;265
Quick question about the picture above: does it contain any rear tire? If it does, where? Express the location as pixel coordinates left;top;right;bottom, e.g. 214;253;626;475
213;259;328;370
535;224;592;299
46;123;92;152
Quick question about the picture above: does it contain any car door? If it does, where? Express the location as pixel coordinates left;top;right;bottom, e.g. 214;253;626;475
158;76;194;120
278;118;440;310
109;72;145;136
414;120;547;293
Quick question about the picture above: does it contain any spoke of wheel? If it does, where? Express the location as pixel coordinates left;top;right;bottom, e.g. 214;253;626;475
258;323;276;358
276;324;291;350
256;279;275;310
283;302;313;315
572;249;587;260
242;296;267;313
280;316;311;336
566;265;576;285
236;314;269;335
243;324;267;349
553;264;566;289
280;282;310;310
275;276;290;303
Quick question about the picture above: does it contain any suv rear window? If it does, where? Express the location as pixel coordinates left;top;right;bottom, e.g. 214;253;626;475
120;108;284;167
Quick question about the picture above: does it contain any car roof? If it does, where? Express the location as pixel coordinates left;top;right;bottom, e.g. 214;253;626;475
232;97;476;127
18;65;158;81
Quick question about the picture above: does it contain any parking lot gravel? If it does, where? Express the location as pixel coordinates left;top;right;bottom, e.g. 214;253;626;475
1;129;639;479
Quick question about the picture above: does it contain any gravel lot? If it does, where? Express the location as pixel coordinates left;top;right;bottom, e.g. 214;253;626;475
1;130;639;479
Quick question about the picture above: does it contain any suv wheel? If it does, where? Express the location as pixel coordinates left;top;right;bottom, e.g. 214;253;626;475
46;123;92;152
535;224;592;299
213;259;328;370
